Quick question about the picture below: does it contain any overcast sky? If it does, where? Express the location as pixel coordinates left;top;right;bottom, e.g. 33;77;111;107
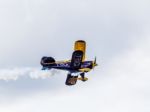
0;0;150;112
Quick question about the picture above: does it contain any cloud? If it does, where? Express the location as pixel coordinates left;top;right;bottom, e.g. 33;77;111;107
0;0;150;67
0;67;59;81
0;33;150;112
0;0;150;112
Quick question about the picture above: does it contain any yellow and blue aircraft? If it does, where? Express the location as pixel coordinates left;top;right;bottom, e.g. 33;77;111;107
40;40;98;86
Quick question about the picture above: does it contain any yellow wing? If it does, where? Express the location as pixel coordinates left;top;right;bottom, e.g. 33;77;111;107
74;40;86;62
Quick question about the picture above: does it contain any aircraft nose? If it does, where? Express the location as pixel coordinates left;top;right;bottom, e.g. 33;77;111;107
92;62;97;68
95;63;98;66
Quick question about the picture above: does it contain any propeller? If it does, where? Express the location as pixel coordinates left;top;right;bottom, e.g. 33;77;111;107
94;57;98;66
93;57;98;69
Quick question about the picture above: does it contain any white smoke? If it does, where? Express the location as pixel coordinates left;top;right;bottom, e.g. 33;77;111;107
29;68;60;79
0;67;59;81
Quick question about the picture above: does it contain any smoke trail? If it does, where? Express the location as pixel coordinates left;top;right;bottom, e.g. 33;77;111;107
0;67;59;81
29;68;60;79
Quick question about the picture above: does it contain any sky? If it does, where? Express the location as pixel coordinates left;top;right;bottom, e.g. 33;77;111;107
0;0;150;112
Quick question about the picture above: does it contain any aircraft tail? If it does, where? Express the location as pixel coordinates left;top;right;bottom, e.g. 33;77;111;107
41;57;55;67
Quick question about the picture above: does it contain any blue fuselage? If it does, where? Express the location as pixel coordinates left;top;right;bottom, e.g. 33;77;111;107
42;61;93;73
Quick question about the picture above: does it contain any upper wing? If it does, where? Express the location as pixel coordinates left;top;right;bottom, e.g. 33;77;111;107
74;40;86;61
70;50;83;70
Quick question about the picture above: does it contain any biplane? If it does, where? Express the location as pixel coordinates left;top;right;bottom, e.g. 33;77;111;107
40;40;98;86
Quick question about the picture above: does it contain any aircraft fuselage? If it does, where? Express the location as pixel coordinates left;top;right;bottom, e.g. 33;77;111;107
42;61;93;73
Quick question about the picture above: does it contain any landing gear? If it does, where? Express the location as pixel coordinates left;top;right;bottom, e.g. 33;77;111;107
78;73;88;82
65;73;88;85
